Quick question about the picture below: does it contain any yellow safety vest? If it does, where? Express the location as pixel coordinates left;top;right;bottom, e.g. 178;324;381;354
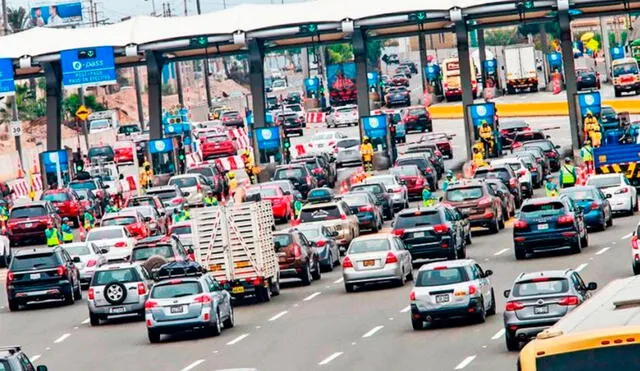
45;228;61;247
561;165;576;184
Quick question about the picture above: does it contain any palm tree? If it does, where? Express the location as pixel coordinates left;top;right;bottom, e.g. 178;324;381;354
7;7;28;33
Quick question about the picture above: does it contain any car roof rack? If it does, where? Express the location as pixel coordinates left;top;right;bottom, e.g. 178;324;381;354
154;261;204;281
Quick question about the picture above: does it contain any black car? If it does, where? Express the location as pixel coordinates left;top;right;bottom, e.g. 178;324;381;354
340;191;384;233
88;145;115;163
473;165;523;208
499;120;530;149
273;164;317;199
576;67;600;91
600;105;619;131
391;205;468;262
186;164;227;198
396;154;438;191
522;140;561;172
276;112;303;136
404;144;444;179
349;182;394;220
291;155;337;188
286;92;302;104
6;247;82;311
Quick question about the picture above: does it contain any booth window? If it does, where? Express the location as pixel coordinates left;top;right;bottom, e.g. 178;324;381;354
151;153;175;175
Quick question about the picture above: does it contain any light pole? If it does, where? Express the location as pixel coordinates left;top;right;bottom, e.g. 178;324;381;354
196;0;213;108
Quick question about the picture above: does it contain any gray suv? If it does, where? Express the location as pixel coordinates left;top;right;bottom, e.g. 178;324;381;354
503;270;597;351
88;263;153;326
0;346;48;371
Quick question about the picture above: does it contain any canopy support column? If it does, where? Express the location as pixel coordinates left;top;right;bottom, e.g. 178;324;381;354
146;50;165;140
175;62;184;106
353;28;369;141
419;32;428;94
43;62;62;151
248;38;266;165
558;7;580;152
455;19;475;161
477;29;487;87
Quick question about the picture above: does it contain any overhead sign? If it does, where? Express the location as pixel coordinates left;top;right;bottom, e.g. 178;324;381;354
60;46;116;88
611;46;625;61
577;91;601;118
10;121;22;137
75;105;91;121
28;2;83;28
256;127;281;150
148;138;174;154
42;150;69;172
0;59;16;97
367;72;379;88
361;115;388;139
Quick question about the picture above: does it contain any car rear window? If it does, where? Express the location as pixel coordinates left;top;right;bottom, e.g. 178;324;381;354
366;177;395;187
88;146;114;157
118;125;140;135
10;206;46;219
42;192;69;202
504;162;522;171
131;245;173;262
64;245;91;256
394;211;442;228
337;107;355;113
92;268;139;285
151;281;203;299
521;202;566;216
187;167;214;177
337;139;360;148
512;278;569;297
274;168;305;180
351;184;383;195
102;216;137;227
524;141;553;151
390;166;419;177
297;228;320;239
586;176;622;189
11;253;58;271
474;169;510;182
87;229;125;241
561;189;597;201
300;206;341;222
126;198;155;208
445;187;484;202
515;132;546;142
349;239;390;254
409;108;426;116
247;187;278;198
341;193;370;206
416;267;468;287
70;181;97;191
147;190;178;201
396;158;426;169
170;225;191;235
169;177;198;188
273;234;292;249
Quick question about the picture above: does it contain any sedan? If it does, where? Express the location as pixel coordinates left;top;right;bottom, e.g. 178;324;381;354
342;234;413;292
576;67;600;91
335;138;361;168
220;110;244;128
585;174;637;216
385;87;411;107
101;210;150;239
41;189;85;227
341;191;384;233
560;186;613;231
246;185;293;223
420;132;453;159
168;174;213;207
389;165;427;200
121;205;168;236
308;131;346;156
363;175;408;211
61;242;108;287
350;183;394;220
296;224;341;271
85;226;136;263
327;105;358;128
391;73;409;87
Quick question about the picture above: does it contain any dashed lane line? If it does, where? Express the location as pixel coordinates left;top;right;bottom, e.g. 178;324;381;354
400;305;410;313
226;333;249;346
595;247;610;256
54;333;71;344
622;233;633;240
491;329;505;340
303;292;321;301
454;355;477;370
575;263;588;272
81;318;90;325
333;277;344;284
31;355;41;362
179;360;205;371
268;311;289;322
493;248;509;256
318;352;344;366
362;325;384;338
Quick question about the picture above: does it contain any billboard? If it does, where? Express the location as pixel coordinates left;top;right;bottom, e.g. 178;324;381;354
28;2;83;28
327;62;357;106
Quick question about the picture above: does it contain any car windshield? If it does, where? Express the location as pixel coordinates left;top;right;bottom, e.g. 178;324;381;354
395;211;441;228
102;216;137;227
409;108;426;116
341;193;370;206
152;281;202;298
170;225;191;235
10;206;46;219
87;229;125;241
169;177;198;188
272;80;286;88
601;107;616;117
314;132;335;140
70;181;97;191
118;125;140;134
147;190;178;202
274;168;305;180
349;239;390;254
366;177;395;186
93;268;139;285
586;176;622;189
474;169;510;182
42;192;69;202
521;202;565;217
126;198;155;208
337;139;360;148
88;146;113;157
90;119;110;130
297;227;320;239
205;135;228;143
336;107;354;113
131;245;173;261
613;63;639;77
396;158;425;169
273;234;292;249
286;105;302;112
393;74;405;79
416;267;468;287
524;141;553;151
351;184;383;195
446;187;484;202
124;207;152;218
247;187;278;198
64;244;92;256
390;166;419;177
513;278;569;297
515;132;546;142
300;206;341;222
11;253;58;270
187;167;214;177
501;121;528;130
268;181;293;193
561;189;597;201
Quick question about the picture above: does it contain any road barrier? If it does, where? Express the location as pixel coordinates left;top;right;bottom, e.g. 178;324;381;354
306;111;326;124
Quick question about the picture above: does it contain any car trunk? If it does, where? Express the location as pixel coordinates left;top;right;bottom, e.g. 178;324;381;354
414;281;469;307
11;262;63;290
94;280;143;307
350;251;388;271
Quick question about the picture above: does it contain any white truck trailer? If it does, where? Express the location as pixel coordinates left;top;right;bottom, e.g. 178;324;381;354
503;44;539;94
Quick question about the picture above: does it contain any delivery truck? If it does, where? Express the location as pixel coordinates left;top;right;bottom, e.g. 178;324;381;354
503;44;539;94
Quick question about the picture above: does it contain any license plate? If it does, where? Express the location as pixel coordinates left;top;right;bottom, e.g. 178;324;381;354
232;286;245;294
110;306;126;314
534;306;549;314
24;223;32;228
413;232;425;238
538;223;549;230
363;259;375;267
170;305;184;314
436;294;450;303
29;273;40;279
461;208;471;214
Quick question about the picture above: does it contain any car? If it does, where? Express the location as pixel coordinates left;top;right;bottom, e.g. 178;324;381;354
521;140;561;172
585;173;638;215
145;261;234;342
350;182;394;220
442;180;505;234
327;105;359;128
512;146;550;177
342;234;413;292
74;189;103;218
61;241;108;287
389;165;428;201
123;195;167;218
473;165;523;208
0;345;49;371
131;235;193;267
220;110;244;128
291;154;337;188
88;262;152;326
272;78;288;91
409;259;495;329
505;152;543;189
502;270;597;350
420;132;453;159
116;123;141;140
6;246;82;311
391;205;468;262
308;131;347;157
186;164;227;198
246;185;293;222
101;210;150;239
385;86;411;107
294;200;359;248
513;196;588;260
363;175;408;211
600;105;619;131
286;92;302;105
395;154;438;191
168;222;193;247
499;120;530;149
168;174;213;207
199;133;238;160
340;191;384;233
334;138;361;168
386;53;400;64
403;144;444;178
490;158;533;199
276;111;304;136
391;73;409;87
511;130;549;149
85;226;136;263
262;179;302;207
484;178;516;220
7;201;61;246
576;67;600;90
273;164;317;199
145;185;187;217
69;178;111;209
40;188;85;226
113;141;136;164
295;224;341;271
273;229;321;285
395;65;412;78
121;205;168;236
402;106;432;132
88;145;115;163
306;187;335;204
560;186;613;231
284;103;306;126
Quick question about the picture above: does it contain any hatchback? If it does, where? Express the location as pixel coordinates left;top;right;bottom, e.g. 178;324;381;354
442;180;504;234
273;164;317;199
273;230;321;285
473;165;522;207
168;174;213;207
61;242;108;287
389;165;428;200
340;191;384;233
335;138;362;168
395;155;437;192
296;224;341;271
521;140;561;171
560;186;613;231
363;175;408;211
585;173;638;215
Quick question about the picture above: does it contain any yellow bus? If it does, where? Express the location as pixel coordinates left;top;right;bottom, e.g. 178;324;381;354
519;275;640;370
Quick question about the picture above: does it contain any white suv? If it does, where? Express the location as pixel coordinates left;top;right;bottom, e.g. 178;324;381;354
586;173;638;215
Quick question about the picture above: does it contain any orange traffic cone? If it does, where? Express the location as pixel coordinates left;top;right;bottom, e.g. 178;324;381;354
340;181;348;194
79;224;86;242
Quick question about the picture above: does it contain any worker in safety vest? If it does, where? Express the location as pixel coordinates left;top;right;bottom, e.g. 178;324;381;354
203;191;218;207
544;176;559;197
227;172;238;196
105;199;119;214
45;222;62;247
61;217;74;243
140;161;153;189
478;121;494;157
360;137;374;171
293;199;303;218
0;202;8;225
559;157;577;188
422;184;437;207
442;170;456;191
83;210;95;231
583;113;601;147
580;139;594;173
472;145;488;169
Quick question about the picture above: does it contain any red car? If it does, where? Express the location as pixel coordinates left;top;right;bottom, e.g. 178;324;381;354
124;195;166;217
389;165;427;200
41;189;85;226
113;142;135;164
201;133;238;160
391;73;409;87
246;185;293;223
100;210;150;239
420;132;453;159
7;201;61;245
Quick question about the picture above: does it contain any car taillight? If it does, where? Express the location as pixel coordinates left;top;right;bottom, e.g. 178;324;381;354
385;252;398;264
616;187;630;194
340;214;347;220
138;282;147;295
433;224;450;234
559;296;579;306
144;300;157;309
115;241;127;248
194;294;212;304
505;301;524;311
88;287;95;300
548;152;557;158
342;256;353;268
434;151;442;157
514;220;528;229
312;167;323;175
293;244;302;258
509;178;517;188
6;271;14;284
358;205;374;212
590;202;600;210
416;177;424;185
315;240;326;247
468;285;477;295
557;215;574;225
425;167;432;173
56;265;67;277
171;198;184;205
306;176;313;184
392;229;405;237
328;141;335;147
477;197;492;208
86;259;97;267
633;236;639;250
197;183;202;192
409;291;416;301
500;129;509;135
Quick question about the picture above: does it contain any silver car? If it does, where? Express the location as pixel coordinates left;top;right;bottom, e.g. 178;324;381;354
342;234;413;292
168;174;213;207
335;138;361;168
61;242;108;287
502;270;597;351
327;105;358;128
146;185;186;217
88;263;153;326
409;260;496;330
363;175;408;211
296;224;341;271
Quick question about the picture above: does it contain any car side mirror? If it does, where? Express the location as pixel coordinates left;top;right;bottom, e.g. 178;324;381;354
183;192;190;197
331;231;339;237
283;191;291;196
144;216;152;222
587;282;598;291
104;184;110;189
100;248;109;254
187;247;194;255
503;289;511;298
555;145;561;149
484;269;493;277
72;256;81;263
606;194;612;199
36;366;48;371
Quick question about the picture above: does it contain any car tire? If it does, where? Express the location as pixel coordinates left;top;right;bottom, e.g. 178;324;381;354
607;213;613;227
487;289;497;316
271;276;281;296
73;278;82;300
210;310;222;336
63;289;74;306
300;264;312;286
498;214;506;230
514;248;526;260
475;298;486;323
465;232;472;246
104;282;128;305
505;331;520;351
458;243;467;259
571;238;582;254
223;306;235;328
634;197;639;212
411;317;424;330
148;330;161;343
580;231;589;248
324;253;334;272
7;300;19;312
396;270;407;287
489;217;500;234
311;260;322;281
89;312;101;326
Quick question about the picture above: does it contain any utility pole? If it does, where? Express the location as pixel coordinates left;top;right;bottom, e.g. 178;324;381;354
11;96;23;172
196;0;213;108
78;87;90;151
134;67;145;128
1;0;8;36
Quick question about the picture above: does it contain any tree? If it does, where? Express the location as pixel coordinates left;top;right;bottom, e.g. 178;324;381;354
518;22;560;39
326;43;354;64
7;7;28;33
484;29;521;46
367;40;382;70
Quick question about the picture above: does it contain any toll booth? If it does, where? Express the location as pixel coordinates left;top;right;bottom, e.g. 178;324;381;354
147;138;179;186
255;126;282;165
424;63;443;97
468;102;500;158
361;115;393;168
40;149;75;189
575;90;602;146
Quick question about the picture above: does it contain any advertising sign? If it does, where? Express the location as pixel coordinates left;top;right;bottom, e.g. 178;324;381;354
148;138;175;154
327;62;357;105
361;115;388;139
256;127;281;150
0;59;16;97
577;91;601;118
60;46;116;88
28;2;83;28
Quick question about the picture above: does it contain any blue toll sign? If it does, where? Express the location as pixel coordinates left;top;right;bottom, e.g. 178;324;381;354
60;46;117;88
469;103;495;128
483;59;497;75
547;52;562;69
148;138;174;154
577;91;601;118
304;77;320;94
367;72;379;88
0;58;16;96
611;46;625;61
362;115;388;139
256;127;281;150
42;150;69;173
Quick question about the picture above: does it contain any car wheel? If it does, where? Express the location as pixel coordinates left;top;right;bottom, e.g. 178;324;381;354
411;317;424;330
498;213;506;230
475;298;486;323
210;310;222;336
607;212;613;227
580;231;589;248
104;282;127;305
89;312;101;326
258;283;272;303
571;237;582;254
465;232;472;246
300;264;312;286
223;306;235;328
7;300;19;312
73;277;82;300
148;330;161;343
396;270;406;287
458;243;467;259
505;331;520;351
489;217;499;234
311;260;322;280
487;289;497;316
63;288;74;306
270;276;281;296
514;248;526;260
634;197;639;212
325;253;334;272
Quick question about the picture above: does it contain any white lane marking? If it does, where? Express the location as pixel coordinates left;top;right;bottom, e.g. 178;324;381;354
226;333;249;345
622;233;633;240
595;247;610;256
31;355;41;362
491;328;505;340
318;352;343;366
54;333;71;344
400;305;410;313
494;248;509;256
269;310;289;322
81;318;90;325
454;355;477;370
575;263;588;272
303;292;321;301
362;325;384;338
333;277;344;284
180;360;205;371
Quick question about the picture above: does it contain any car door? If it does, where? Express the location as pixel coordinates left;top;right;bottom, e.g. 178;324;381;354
393;238;411;273
567;198;585;236
297;233;315;264
205;276;226;315
472;264;491;308
571;272;591;301
61;250;78;284
91;242;108;266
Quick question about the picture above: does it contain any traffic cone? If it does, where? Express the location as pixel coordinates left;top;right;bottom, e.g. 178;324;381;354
16;157;24;179
340;181;348;194
79;225;86;242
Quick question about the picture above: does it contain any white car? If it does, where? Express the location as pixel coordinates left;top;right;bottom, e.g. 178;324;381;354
327;105;358;128
308;131;347;156
585;173;638;215
272;79;288;91
85;226;136;263
491;158;533;198
335;138;362;168
362;174;408;211
285;104;306;125
168;174;213;207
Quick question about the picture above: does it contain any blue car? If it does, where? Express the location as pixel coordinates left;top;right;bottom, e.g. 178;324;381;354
340;191;384;233
513;195;588;260
560;186;613;231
